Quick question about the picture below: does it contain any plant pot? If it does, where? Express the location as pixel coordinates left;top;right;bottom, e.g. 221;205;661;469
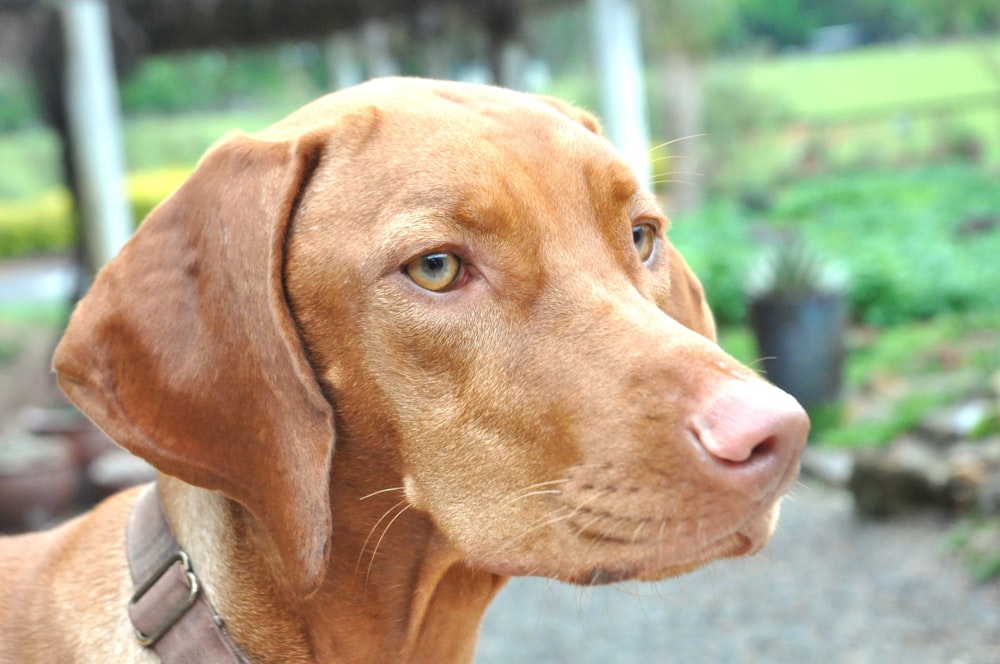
749;292;846;411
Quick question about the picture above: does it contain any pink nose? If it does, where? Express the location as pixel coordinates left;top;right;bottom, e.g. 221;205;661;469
690;379;809;494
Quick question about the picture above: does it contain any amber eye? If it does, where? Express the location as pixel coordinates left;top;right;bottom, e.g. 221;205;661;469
405;252;462;291
632;223;657;262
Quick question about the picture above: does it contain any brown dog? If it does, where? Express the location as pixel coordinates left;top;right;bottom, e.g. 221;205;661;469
0;78;808;663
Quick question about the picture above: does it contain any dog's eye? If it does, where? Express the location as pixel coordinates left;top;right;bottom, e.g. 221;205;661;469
405;252;462;291
632;223;656;262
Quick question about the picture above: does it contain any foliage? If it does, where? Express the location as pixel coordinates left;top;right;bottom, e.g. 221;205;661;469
736;0;1000;49
127;168;193;220
947;516;1000;583
699;69;791;194
640;0;744;57
671;163;1000;327
746;241;847;298
769;165;1000;325
0;168;190;259
0;191;75;259
120;45;324;115
0;69;38;132
668;201;755;325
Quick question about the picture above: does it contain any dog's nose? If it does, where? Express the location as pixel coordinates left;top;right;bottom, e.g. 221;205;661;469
690;379;809;494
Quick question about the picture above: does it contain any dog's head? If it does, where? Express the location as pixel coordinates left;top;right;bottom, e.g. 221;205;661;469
54;78;807;596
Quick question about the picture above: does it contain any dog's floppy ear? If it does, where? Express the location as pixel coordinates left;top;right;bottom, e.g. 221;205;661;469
53;131;334;596
662;243;717;342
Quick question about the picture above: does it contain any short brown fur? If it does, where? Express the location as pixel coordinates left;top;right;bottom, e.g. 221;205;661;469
0;78;807;663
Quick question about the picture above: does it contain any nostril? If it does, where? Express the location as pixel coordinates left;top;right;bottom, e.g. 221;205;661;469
690;418;778;467
691;380;809;470
749;436;776;462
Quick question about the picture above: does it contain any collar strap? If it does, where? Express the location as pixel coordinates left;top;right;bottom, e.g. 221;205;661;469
126;484;249;663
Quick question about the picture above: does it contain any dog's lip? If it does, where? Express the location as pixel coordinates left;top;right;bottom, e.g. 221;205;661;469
565;510;770;586
554;451;800;549
474;496;779;583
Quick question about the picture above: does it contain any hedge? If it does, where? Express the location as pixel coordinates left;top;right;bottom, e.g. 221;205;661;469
0;168;191;259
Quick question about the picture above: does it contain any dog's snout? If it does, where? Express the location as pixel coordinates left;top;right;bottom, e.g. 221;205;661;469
690;380;809;493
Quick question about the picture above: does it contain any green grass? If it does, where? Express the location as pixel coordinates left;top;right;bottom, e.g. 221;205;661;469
742;38;1000;118
723;36;1000;164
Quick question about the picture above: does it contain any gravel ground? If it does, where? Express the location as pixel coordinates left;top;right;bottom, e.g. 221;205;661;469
476;481;1000;664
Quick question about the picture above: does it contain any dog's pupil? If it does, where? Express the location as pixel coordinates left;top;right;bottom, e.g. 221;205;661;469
425;254;446;275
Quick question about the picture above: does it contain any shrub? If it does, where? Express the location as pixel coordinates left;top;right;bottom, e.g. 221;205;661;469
769;165;1000;324
0;168;190;258
673;163;1000;327
0;191;74;259
128;168;191;221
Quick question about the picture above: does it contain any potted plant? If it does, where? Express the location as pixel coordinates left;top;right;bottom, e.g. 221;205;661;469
746;240;848;411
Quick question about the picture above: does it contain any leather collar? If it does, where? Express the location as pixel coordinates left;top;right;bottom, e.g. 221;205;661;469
126;484;248;663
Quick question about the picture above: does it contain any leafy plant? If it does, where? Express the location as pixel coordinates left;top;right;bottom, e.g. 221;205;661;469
746;241;847;299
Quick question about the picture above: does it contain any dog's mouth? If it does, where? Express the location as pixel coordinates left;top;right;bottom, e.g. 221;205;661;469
569;530;758;586
516;450;800;581
553;497;781;585
469;482;787;585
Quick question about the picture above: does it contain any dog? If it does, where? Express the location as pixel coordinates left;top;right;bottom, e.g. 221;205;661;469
0;78;808;663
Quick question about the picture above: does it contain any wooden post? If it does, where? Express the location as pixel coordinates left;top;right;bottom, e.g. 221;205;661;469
59;0;133;269
588;0;651;187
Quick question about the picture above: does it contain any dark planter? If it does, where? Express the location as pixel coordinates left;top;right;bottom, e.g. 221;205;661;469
749;292;846;411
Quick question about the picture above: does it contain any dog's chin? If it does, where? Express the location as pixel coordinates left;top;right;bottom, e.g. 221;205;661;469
470;501;784;585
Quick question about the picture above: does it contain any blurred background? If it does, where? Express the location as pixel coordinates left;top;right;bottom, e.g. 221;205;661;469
1;0;999;661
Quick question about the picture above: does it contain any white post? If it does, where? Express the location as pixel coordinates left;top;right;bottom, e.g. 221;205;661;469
326;32;363;90
59;0;133;268
588;0;651;187
361;20;400;79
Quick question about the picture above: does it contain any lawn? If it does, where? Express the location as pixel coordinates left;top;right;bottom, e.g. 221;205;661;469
723;36;1000;163
742;38;1000;118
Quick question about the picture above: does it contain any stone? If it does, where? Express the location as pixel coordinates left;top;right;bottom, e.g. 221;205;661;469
800;445;854;487
977;470;1000;515
917;399;996;446
849;438;947;518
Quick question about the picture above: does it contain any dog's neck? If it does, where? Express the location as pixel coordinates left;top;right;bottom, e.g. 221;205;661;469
157;471;506;663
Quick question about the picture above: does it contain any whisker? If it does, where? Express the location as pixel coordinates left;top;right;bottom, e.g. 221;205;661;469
498;489;563;509
647;178;701;188
649;154;699;166
359;486;406;501
631;520;647;544
366;503;412;585
572;513;607;539
514;506;575;540
647;134;707;153
650;169;704;178
355;498;408;576
514;489;614;542
492;478;569;512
